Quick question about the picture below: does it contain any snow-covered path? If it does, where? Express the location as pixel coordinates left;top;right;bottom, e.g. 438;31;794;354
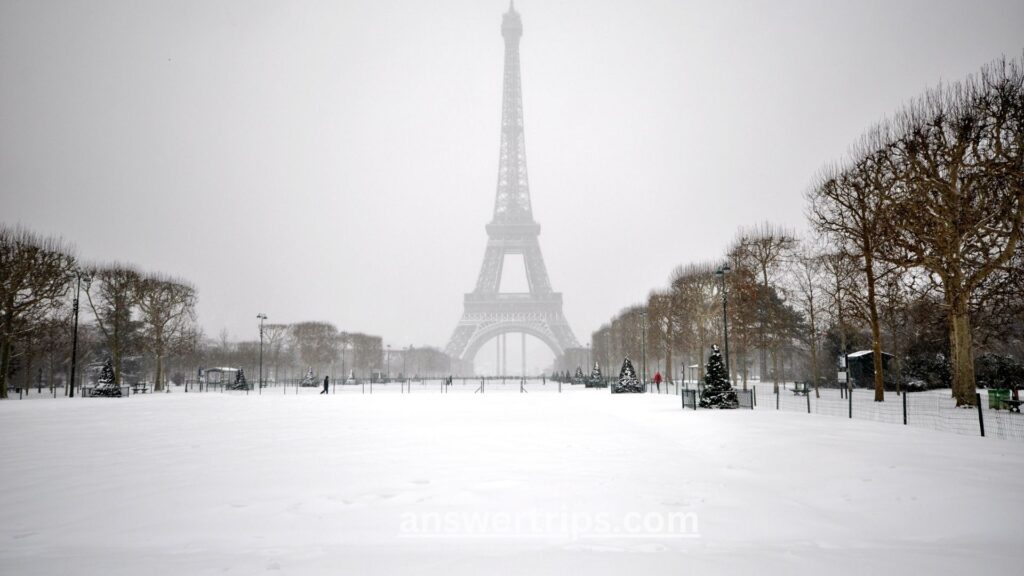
2;392;1022;575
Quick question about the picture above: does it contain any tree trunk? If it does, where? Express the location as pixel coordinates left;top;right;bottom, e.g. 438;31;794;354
949;293;977;407
741;350;748;389
112;319;122;386
864;254;885;402
664;315;673;384
0;336;9;399
155;353;164;392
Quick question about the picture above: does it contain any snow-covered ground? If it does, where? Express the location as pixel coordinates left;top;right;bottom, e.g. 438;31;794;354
2;391;1023;575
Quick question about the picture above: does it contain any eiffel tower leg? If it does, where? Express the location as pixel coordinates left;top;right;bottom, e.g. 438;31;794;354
521;332;526;377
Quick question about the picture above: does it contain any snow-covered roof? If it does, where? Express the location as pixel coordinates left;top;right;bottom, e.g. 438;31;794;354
848;350;893;358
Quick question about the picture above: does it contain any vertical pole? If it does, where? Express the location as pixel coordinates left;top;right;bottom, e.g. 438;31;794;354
806;388;811;414
69;273;81;398
776;387;779;410
753;385;757;407
902;390;907;425
846;353;852;419
976;393;985;437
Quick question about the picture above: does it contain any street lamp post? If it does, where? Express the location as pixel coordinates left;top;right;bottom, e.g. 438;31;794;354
257;313;267;395
715;264;732;379
68;271;84;398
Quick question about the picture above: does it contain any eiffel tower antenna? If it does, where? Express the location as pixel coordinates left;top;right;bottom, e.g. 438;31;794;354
445;5;580;372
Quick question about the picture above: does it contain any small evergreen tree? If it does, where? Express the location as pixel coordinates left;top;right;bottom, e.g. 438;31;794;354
230;367;249;391
573;366;585;384
587;362;606;388
300;367;316;387
699;345;738;408
92;357;122;397
613;357;643;394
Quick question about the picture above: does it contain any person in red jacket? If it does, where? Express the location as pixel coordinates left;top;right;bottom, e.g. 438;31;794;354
653;370;662;393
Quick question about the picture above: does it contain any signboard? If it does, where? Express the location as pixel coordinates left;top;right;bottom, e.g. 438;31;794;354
837;371;848;381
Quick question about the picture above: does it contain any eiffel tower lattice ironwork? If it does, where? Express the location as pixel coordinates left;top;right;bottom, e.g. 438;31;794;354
445;3;580;369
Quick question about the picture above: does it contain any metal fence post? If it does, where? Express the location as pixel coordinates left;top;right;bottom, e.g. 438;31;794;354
848;386;853;419
976;392;985;437
806;389;811;414
902;391;907;425
776;387;779;410
753;385;756;407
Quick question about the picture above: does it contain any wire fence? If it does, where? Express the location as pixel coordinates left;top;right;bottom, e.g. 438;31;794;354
745;384;1024;442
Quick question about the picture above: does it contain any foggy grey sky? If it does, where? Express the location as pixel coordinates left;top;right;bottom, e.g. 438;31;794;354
2;0;1023;365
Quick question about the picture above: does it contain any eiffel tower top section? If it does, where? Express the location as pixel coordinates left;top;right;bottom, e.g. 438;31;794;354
492;1;533;227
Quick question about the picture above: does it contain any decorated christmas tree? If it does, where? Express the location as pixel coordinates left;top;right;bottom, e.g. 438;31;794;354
699;344;738;408
573;366;585;384
587;362;606;388
92;357;121;397
613;357;644;394
229;367;249;391
300;367;316;387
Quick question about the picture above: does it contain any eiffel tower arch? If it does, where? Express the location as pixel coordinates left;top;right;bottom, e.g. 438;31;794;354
445;3;580;372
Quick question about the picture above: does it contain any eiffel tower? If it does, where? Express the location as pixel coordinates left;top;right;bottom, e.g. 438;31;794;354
445;2;580;372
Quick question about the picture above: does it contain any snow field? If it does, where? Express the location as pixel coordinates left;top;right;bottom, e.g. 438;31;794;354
1;391;1023;575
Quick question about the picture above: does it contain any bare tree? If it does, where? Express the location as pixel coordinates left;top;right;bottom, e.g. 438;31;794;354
137;274;197;391
883;56;1023;405
668;263;720;383
733;222;798;386
790;240;827;397
262;323;289;381
646;290;673;382
807;142;894;402
290;322;340;375
0;226;76;399
84;264;142;386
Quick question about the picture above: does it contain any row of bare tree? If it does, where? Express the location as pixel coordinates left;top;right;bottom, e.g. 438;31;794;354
593;55;1023;405
0;225;198;397
0;224;458;395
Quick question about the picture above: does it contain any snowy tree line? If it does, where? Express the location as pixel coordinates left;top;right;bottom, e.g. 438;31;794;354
593;55;1023;406
0;224;470;397
0;226;198;398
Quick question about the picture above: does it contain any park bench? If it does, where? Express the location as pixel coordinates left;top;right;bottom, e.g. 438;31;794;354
130;383;150;394
1002;399;1022;413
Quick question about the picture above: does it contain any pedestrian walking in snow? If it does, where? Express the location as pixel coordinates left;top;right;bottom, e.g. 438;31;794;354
653;370;662;393
321;375;329;394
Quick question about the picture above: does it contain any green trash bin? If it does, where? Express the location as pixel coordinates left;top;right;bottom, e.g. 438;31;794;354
988;389;1010;410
